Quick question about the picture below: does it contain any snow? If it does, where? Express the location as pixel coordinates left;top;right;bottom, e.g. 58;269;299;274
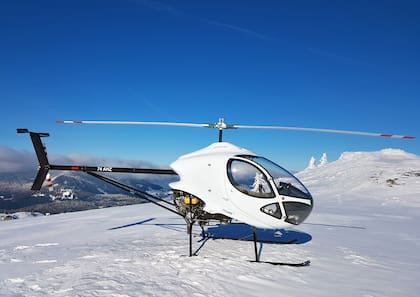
1;149;420;296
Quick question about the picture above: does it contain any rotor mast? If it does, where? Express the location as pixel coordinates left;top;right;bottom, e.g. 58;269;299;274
217;118;225;142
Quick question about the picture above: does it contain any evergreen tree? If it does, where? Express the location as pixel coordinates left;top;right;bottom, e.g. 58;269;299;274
319;153;328;166
307;156;316;169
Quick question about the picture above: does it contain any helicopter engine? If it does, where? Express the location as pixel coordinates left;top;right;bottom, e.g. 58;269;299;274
173;190;204;218
173;190;231;225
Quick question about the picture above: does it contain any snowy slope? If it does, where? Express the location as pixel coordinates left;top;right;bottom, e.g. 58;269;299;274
298;148;420;207
1;149;420;297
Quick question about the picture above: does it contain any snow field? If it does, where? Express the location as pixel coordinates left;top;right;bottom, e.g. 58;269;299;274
1;149;420;296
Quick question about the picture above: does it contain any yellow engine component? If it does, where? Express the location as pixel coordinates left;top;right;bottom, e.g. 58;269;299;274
184;196;199;205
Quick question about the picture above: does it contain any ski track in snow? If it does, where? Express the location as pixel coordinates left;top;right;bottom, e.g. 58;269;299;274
1;150;420;296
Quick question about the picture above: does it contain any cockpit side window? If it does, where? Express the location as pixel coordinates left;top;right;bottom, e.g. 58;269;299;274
227;159;275;198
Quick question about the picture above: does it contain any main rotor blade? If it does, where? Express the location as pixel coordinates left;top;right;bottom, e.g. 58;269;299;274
233;125;415;139
57;120;211;128
56;119;415;139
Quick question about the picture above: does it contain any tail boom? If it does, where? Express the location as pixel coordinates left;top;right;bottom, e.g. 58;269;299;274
17;129;177;191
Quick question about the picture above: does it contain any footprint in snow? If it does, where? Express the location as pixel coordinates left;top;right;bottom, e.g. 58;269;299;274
13;243;59;251
7;278;25;284
10;258;23;263
79;255;101;259
34;260;58;264
14;246;31;251
114;258;132;262
34;243;59;247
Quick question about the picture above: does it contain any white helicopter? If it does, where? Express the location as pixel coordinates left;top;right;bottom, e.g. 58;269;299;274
18;118;415;265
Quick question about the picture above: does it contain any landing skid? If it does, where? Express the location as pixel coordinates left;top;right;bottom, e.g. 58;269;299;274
249;227;310;266
249;260;311;267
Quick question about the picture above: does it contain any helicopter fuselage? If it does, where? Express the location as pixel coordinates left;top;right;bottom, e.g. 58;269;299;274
170;142;313;229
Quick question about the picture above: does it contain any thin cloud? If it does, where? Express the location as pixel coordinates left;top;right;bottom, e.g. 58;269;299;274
50;154;159;169
136;0;273;41
199;17;273;41
0;146;37;173
0;146;167;174
306;47;365;65
136;0;185;16
49;154;174;183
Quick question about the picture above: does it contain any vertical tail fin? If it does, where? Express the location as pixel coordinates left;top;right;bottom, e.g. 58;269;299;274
17;129;50;190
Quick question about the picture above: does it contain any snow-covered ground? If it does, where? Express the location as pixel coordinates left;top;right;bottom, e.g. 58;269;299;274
1;149;419;296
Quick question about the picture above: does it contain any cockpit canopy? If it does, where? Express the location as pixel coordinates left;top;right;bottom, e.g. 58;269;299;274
227;155;312;201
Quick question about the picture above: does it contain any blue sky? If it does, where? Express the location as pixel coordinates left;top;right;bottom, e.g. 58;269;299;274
1;0;418;171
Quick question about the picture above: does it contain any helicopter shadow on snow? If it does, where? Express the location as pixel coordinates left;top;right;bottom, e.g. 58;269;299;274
108;219;312;258
204;223;312;245
109;219;312;245
194;224;312;258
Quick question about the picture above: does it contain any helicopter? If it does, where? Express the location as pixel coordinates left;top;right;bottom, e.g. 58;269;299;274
17;118;415;265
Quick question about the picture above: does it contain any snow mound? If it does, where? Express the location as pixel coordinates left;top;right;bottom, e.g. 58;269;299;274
338;148;418;162
1;212;44;221
12;212;44;219
298;149;420;207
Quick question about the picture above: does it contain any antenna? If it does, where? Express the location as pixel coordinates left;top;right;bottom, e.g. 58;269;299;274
56;118;415;141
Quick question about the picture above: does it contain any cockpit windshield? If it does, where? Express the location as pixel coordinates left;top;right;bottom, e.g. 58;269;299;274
227;159;275;198
239;155;312;200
